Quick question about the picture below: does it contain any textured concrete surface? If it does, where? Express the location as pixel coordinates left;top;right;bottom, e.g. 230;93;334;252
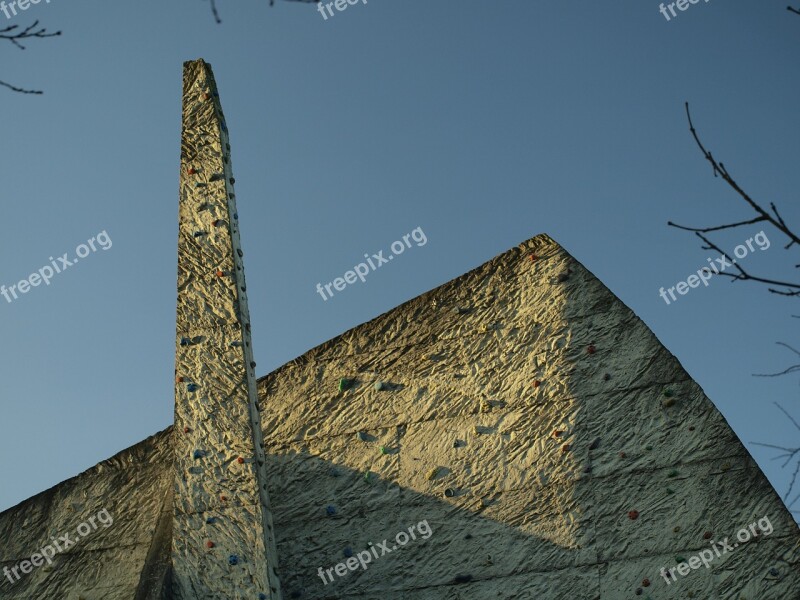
1;61;799;600
171;59;280;600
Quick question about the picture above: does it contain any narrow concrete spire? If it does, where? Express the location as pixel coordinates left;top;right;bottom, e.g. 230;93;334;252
171;59;281;600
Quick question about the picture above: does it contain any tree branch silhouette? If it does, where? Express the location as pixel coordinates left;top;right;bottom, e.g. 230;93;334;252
0;20;61;94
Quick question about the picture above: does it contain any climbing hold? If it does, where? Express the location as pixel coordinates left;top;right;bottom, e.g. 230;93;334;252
675;555;686;563
234;213;239;220
188;168;197;175
216;270;225;277
180;337;191;346
230;341;243;347
673;526;681;533
635;589;642;596
453;440;465;448
444;488;455;498
619;452;626;458
426;467;440;481
176;376;184;383
379;446;389;455
561;444;571;453
587;344;596;354
589;437;601;451
206;517;216;524
453;574;472;584
662;397;676;408
663;389;674;397
221;122;228;132
533;380;541;388
220;495;228;502
666;488;675;494
584;466;592;474
703;531;712;540
688;426;695;431
642;578;650;587
209;173;225;182
721;462;731;471
529;254;537;261
193;231;207;238
250;361;256;368
603;373;611;381
667;470;679;478
183;426;190;434
769;567;779;576
237;249;243;257
328;467;339;477
187;383;199;392
343;547;353;558
364;470;372;482
628;510;639;520
259;595;267;600
339;378;354;392
357;431;368;442
326;505;336;516
552;430;564;438
374;381;385;391
237;457;245;464
193;450;205;459
212;219;221;227
206;541;214;549
645;445;653;451
229;177;235;184
194;182;205;189
228;555;238;565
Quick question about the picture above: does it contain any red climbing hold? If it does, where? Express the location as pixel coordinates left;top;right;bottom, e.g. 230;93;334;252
642;578;650;587
206;541;215;548
237;457;245;464
212;219;220;227
220;495;228;502
188;168;197;175
703;531;713;540
183;426;190;434
552;430;563;438
628;510;639;520
216;270;225;277
533;380;541;388
176;376;184;383
619;452;627;458
561;444;571;453
529;254;537;262
587;345;596;354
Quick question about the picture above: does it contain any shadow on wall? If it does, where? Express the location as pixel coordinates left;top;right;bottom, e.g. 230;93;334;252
260;236;800;600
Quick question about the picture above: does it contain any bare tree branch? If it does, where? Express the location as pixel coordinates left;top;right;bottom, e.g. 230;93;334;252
1;20;61;94
789;6;800;17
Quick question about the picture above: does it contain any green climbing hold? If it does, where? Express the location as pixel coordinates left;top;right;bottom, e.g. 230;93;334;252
339;378;354;392
666;487;675;494
379;445;388;455
667;470;679;478
676;556;686;563
663;389;674;397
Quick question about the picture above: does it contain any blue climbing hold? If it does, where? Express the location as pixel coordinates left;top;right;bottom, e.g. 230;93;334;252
221;121;228;132
326;505;336;516
343;547;353;558
187;383;199;392
233;213;238;220
206;517;216;524
193;231;206;238
357;431;368;442
259;595;267;600
193;450;204;459
229;554;239;565
180;337;191;346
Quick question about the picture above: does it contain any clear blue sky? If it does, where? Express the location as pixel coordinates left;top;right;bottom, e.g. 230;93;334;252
1;1;799;518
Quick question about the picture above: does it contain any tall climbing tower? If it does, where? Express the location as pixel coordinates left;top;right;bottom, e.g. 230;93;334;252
171;59;281;600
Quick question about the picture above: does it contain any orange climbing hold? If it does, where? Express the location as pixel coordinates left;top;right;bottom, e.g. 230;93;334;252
206;541;215;548
216;270;225;277
188;168;197;175
237;457;245;464
552;430;563;438
220;494;228;502
533;380;541;388
183;426;190;434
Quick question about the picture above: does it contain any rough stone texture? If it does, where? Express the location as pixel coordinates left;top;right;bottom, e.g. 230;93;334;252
259;234;800;599
0;430;172;599
172;60;281;600
1;61;799;600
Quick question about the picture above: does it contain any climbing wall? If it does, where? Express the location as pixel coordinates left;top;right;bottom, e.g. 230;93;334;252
256;233;800;599
0;430;173;600
172;59;281;600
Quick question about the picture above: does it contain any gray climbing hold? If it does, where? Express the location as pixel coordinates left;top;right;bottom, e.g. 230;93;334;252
374;381;385;391
357;431;368;442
